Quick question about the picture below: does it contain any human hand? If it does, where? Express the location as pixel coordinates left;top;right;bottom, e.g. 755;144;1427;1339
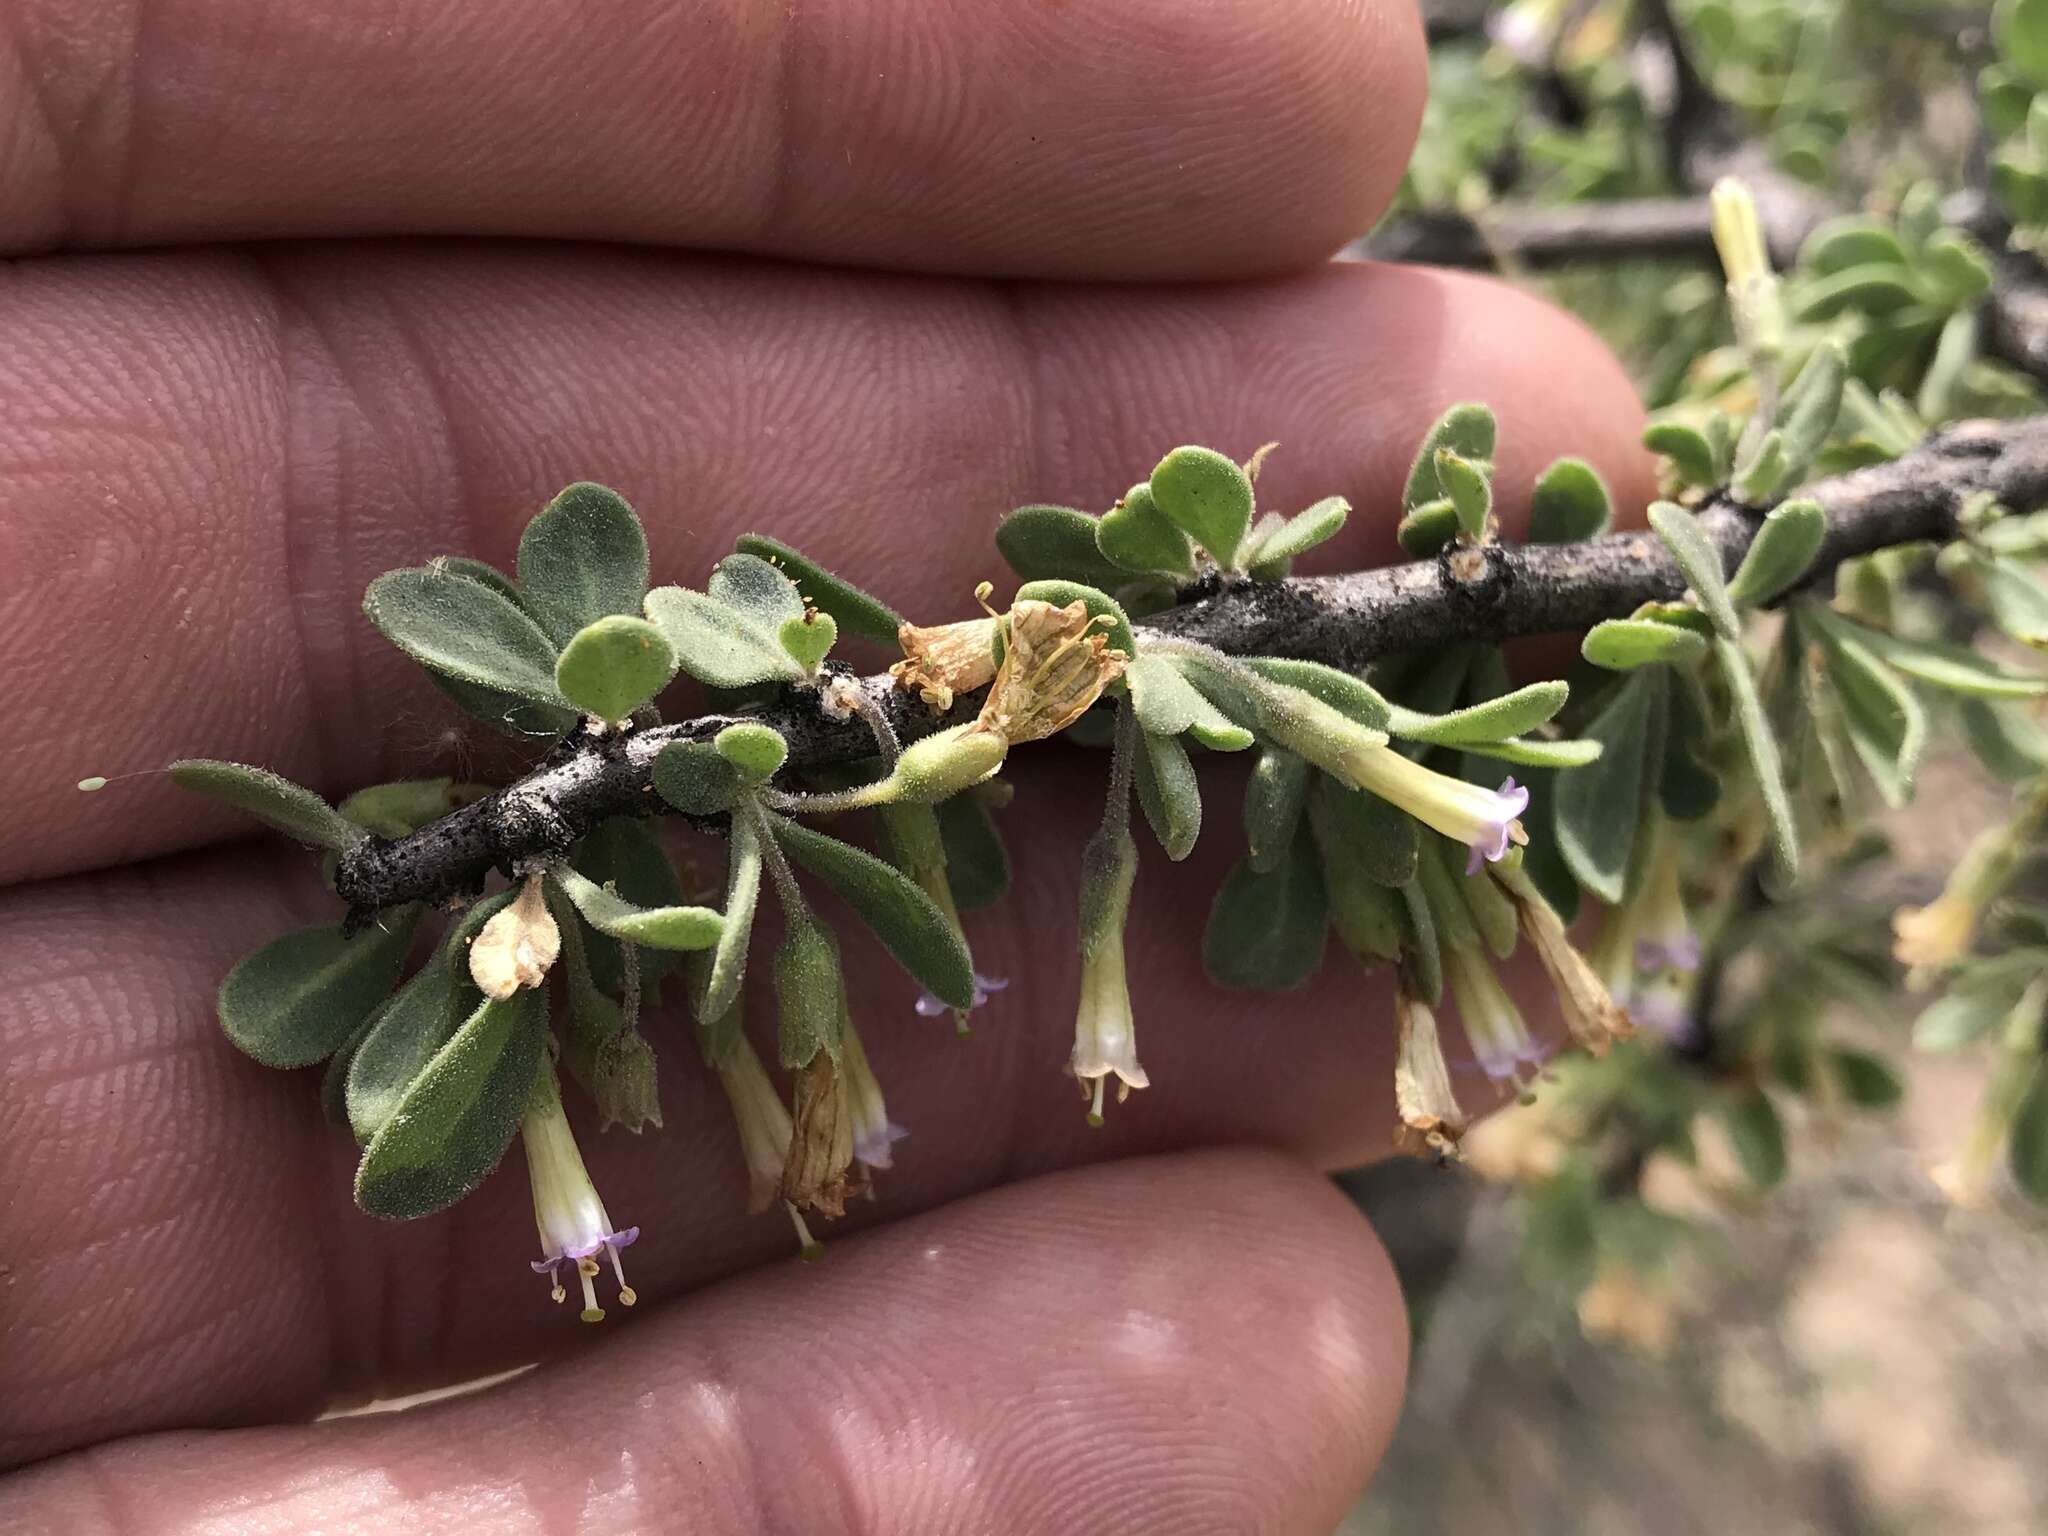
0;0;1654;1528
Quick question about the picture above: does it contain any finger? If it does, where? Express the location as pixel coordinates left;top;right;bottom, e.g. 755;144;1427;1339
0;1150;1405;1535
0;803;1538;1467
1;247;1654;885
1;0;1423;278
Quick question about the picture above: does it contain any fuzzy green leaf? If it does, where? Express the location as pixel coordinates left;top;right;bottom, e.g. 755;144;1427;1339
645;553;811;688
995;504;1130;588
778;611;838;673
338;779;472;838
735;534;905;645
937;794;1010;909
1434;448;1492;542
1125;654;1256;750
1726;499;1827;608
1396;497;1461;557
1828;1047;1904;1109
1642;421;1719;488
652;740;743;815
1403;404;1497;510
220;910;420;1070
1648;500;1740;639
1384;681;1568;745
1150;446;1255;568
346;946;464;1146
1810;615;1926;807
1202;829;1329;991
515;483;650;646
1457;735;1603;769
1582;619;1710;670
1135;730;1202;861
353;987;547;1220
170;759;365;851
1554;672;1660;903
365;564;570;705
572;818;688;992
774;917;846;1068
1242;658;1391;730
1247;496;1349;569
1862;631;2047;699
1397;877;1442;1004
1731;430;1788;503
770;816;975;1009
1315;775;1419;887
553;615;677;722
552;866;723;951
1097;482;1197;577
1528;458;1611;544
715;722;789;782
1308;784;1407;959
1244;747;1311;874
1774;342;1847;486
1718;636;1800;879
697;811;762;1027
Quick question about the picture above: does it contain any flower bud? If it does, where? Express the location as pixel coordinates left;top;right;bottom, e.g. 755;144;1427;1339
591;1028;663;1134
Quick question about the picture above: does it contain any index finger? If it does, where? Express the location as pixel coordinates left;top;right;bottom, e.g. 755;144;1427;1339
1;0;1425;279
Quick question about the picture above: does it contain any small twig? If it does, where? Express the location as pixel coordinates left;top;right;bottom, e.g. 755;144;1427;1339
330;416;2048;923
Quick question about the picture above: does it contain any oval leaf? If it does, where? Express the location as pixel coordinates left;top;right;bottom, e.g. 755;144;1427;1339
1647;501;1740;639
353;987;548;1220
1528;458;1611;544
1125;654;1255;750
1403;404;1497;510
1554;672;1660;903
1384;681;1569;745
170;759;364;851
1202;829;1329;991
1097;482;1196;577
1136;730;1202;861
515;482;651;646
554;614;678;723
995;504;1130;588
1582;618;1710;670
364;565;570;705
1248;495;1349;568
552;866;724;951
1244;747;1310;874
220;911;420;1069
1726;499;1827;609
735;533;905;645
769;816;975;1009
1150;446;1254;569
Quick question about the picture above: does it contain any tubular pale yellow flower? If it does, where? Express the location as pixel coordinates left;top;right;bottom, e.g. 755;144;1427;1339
470;873;561;1000
523;1074;637;1323
1071;924;1148;1126
1335;742;1529;873
1893;817;2027;976
1394;983;1469;1159
1632;839;1700;975
715;1034;794;1215
840;1017;908;1172
1445;942;1543;1086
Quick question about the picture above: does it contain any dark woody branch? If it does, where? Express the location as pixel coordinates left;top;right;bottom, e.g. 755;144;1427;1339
333;414;2048;923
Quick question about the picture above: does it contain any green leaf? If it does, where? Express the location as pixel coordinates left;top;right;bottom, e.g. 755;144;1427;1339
995;504;1131;588
1998;0;2048;88
1642;421;1718;488
552;866;723;951
645;552;812;688
1800;217;1909;276
1828;1047;1903;1109
338;779;472;838
353;987;547;1220
1913;990;2008;1052
364;564;570;705
553;615;678;723
169;759;365;851
1244;747;1310;874
1150;446;1254;568
779;611;838;674
1774;342;1847;486
1961;696;2048;780
1726;499;1826;609
774;916;846;1068
572;818;688;992
1246;496;1349;570
1242;658;1391;730
1384;681;1568;745
769;815;975;1009
1554;672;1660;903
425;673;580;739
1307;783;1407;959
1873;634;2046;699
652;740;743;815
1396;497;1460;557
1528;458;1611;543
697;810;762;1027
1648;500;1740;639
1808;609;1927;807
1718;636;1800;879
1973;555;2048;645
937;794;1010;909
715;722;789;781
219;910;420;1069
1125;654;1255;750
1435;448;1492;542
1721;1086;1789;1190
1397;877;1442;1004
1202;829;1329;990
1012;579;1136;658
1403;404;1497;510
1135;730;1202;861
515;482;650;646
1582;619;1710;670
2010;1064;2048;1200
346;946;464;1146
1457;735;1603;769
1315;775;1418;887
1097;482;1196;577
1660;672;1721;820
734;534;904;645
1794;264;1921;322
1731;429;1788;504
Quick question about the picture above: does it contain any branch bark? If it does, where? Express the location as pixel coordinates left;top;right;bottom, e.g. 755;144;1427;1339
333;414;2048;922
